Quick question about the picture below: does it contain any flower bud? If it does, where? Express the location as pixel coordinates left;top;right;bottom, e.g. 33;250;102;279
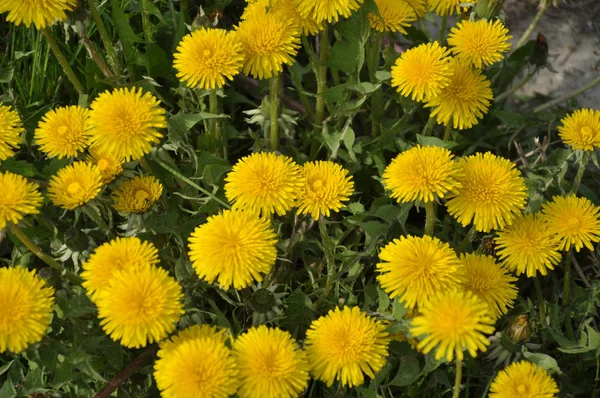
474;0;505;19
508;314;532;343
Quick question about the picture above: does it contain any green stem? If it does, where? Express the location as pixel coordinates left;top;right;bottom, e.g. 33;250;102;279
151;156;231;209
439;15;448;43
452;359;462;398
78;30;114;78
443;124;452;141
140;0;152;43
269;75;280;150
209;89;223;155
424;201;436;236
367;31;383;136
422;116;436;136
457;227;477;253
570;151;590;194
319;217;336;297
288;65;315;122
315;27;329;128
87;0;121;75
8;224;83;285
515;0;549;49
534;74;600;113
495;72;536;102
41;28;84;93
563;252;575;339
534;276;546;325
139;157;152;174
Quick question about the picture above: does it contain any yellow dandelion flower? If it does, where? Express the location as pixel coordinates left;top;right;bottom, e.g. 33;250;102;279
410;289;495;362
0;104;23;161
391;41;452;102
447;19;512;69
0;0;76;29
273;0;324;36
188;209;277;290
446;153;527;232
112;175;163;214
426;0;475;16
425;58;494;130
489;360;559;398
174;28;244;90
154;337;238;398
96;265;184;348
225;152;302;216
382;145;462;203
297;160;354;219
557;108;600;151
158;324;230;357
0;267;54;353
292;0;364;23
541;195;600;252
88;87;167;161
236;4;300;80
368;0;417;33
459;253;517;320
377;235;461;309
87;147;124;184
47;161;103;210
0;171;43;230
34;105;90;159
495;213;562;277
81;237;159;302
305;306;390;387
403;0;427;17
233;325;310;398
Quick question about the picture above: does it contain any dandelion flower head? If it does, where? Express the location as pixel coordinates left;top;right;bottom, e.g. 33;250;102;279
403;0;427;17
87;146;124;184
247;0;324;36
541;195;600;252
0;171;43;230
557;108;600;151
158;324;230;357
297;160;354;219
188;209;277;290
368;0;417;34
305;306;390;387
47;161;103;210
0;104;23;161
489;360;559;398
0;0;76;29
292;0;364;23
446;152;527;232
0;267;54;353
377;235;461;309
410;289;495;362
426;0;475;16
495;213;562;277
88;87;166;160
112;175;163;214
34;105;90;159
448;19;512;69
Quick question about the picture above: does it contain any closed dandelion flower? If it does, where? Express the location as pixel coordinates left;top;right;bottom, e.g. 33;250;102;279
236;5;300;80
448;19;512;69
81;237;159;302
0;171;43;230
305;306;390;387
377;235;461;309
47;161;103;210
292;0;364;23
0;267;54;353
174;28;244;90
391;41;452;102
541;195;600;252
403;0;427;17
96;265;184;348
557;108;600;151
446;153;527;232
410;289;495;362
112;175;163;214
88;87;167;160
34;106;90;159
382;145;462;203
489;360;559;398
225;152;302;216
297;161;354;219
188;210;277;290
233;325;310;398
158;324;230;357
368;0;416;33
495;213;562;277
87;147;124;184
0;104;23;161
0;0;76;29
425;58;493;130
459;253;518;320
154;337;238;398
426;0;474;16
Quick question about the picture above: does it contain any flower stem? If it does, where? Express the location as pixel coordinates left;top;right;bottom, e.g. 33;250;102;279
78;30;114;78
515;0;549;49
534;276;546;325
563;252;575;339
87;0;121;75
495;71;536;103
439;15;448;43
315;27;329;129
7;223;83;285
424;201;437;236
422;116;436;136
533;74;600;113
452;359;462;398
319;217;336;297
570;151;589;194
443;123;452;141
367;31;383;136
209;89;223;156
42;27;84;94
288;65;315;121
269;75;280;150
569;251;591;288
140;0;152;43
457;227;477;253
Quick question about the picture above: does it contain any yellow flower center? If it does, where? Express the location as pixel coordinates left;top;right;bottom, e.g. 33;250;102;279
580;126;593;140
97;159;109;171
311;179;324;191
67;182;82;196
471;185;501;204
335;335;363;362
203;49;211;57
135;190;150;202
517;384;527;394
57;125;69;135
566;217;581;230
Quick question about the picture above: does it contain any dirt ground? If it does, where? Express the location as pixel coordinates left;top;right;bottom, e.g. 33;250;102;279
503;0;600;108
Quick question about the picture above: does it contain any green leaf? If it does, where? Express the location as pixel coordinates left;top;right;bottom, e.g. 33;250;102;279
0;377;17;398
0;66;14;83
389;355;421;387
0;361;13;377
522;352;561;375
2;159;38;178
416;134;457;149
